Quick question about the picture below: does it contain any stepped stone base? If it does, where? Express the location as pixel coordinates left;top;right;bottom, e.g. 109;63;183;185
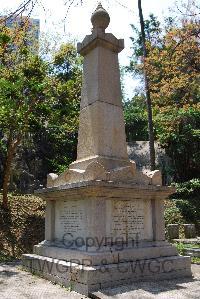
22;250;192;296
185;248;200;258
22;180;192;295
32;241;178;266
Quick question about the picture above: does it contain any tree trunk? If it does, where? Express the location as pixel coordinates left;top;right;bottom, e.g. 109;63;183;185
2;133;21;209
138;0;156;171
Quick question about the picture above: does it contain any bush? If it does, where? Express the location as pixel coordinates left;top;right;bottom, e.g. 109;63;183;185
170;179;200;234
164;199;184;226
175;242;186;255
0;194;45;260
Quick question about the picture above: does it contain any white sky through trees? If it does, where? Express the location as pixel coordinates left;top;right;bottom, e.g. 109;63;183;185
1;0;176;99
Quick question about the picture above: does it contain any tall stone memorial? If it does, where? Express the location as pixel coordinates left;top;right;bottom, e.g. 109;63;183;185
22;3;192;296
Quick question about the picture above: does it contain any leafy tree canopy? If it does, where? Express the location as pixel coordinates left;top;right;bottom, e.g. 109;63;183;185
0;20;82;206
127;11;200;181
124;94;148;141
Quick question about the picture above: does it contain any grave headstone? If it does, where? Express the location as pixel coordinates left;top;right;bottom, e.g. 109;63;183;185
167;224;180;240
184;224;196;239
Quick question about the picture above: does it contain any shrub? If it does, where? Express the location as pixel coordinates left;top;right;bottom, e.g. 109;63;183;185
175;242;186;255
0;194;45;260
171;179;200;234
164;199;184;226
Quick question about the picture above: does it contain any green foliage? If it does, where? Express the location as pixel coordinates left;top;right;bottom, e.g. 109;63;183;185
164;199;184;226
155;107;200;181
191;257;200;264
174;178;200;197
42;43;82;173
0;24;50;133
0;23;53;199
123;94;148;141
52;43;82;81
173;242;200;264
180;243;200;249
165;179;200;233
127;10;200;182
175;242;186;255
171;179;200;233
11;42;82;183
127;14;162;77
0;18;82;191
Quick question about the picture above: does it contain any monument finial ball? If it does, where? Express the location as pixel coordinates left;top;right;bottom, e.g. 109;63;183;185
91;2;110;31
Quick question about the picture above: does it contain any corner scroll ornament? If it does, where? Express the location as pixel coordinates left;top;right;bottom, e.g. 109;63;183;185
47;161;162;188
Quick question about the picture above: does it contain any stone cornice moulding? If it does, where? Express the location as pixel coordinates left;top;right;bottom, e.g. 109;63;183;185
77;33;124;55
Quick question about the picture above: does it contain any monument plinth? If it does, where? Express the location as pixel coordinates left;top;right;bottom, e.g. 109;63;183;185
22;3;192;296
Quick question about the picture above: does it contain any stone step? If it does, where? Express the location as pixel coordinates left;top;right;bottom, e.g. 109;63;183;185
185;248;200;258
173;238;200;244
22;253;192;296
33;243;178;266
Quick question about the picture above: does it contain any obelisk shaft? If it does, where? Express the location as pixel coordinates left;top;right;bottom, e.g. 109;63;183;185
71;3;129;171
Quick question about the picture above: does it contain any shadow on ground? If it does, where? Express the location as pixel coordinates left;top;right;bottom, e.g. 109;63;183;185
93;277;195;297
0;261;21;278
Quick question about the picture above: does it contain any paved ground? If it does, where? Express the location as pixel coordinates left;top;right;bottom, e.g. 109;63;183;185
0;261;87;299
93;264;200;299
0;262;199;299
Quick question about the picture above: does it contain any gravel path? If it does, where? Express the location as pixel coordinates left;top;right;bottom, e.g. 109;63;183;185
0;261;199;299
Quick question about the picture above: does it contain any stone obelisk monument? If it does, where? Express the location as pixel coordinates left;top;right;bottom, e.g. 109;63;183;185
22;3;191;296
